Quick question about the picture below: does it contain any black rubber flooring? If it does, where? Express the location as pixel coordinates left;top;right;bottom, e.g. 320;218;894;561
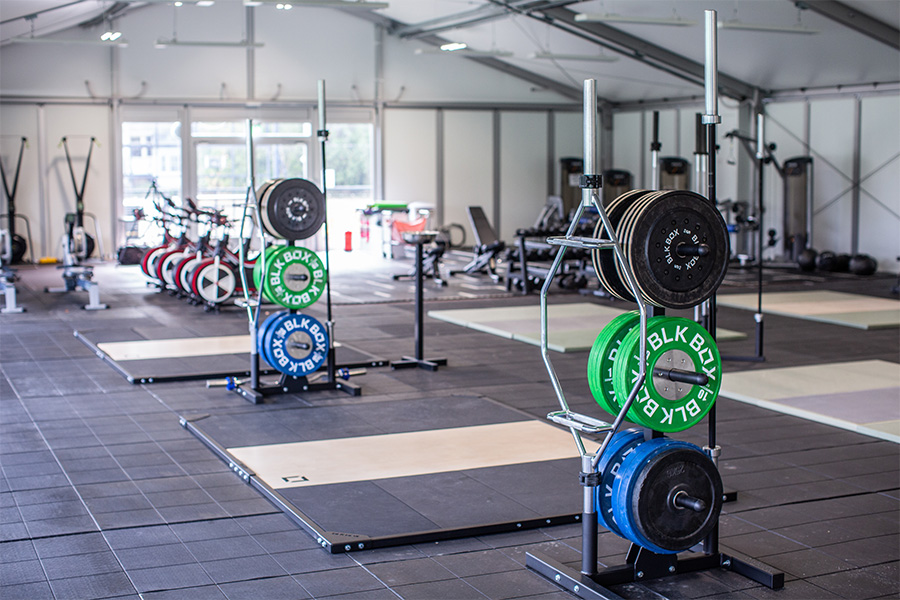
1;255;898;599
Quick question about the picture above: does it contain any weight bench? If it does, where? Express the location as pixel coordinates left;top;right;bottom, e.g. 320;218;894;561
450;206;504;283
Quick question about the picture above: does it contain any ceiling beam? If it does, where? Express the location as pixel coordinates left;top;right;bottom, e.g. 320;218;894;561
347;8;587;103
795;0;899;51
537;6;760;102
392;0;581;39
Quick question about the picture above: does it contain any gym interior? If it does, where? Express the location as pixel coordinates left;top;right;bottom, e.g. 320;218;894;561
1;1;898;599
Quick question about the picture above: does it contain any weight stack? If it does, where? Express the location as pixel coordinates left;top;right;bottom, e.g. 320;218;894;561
601;169;632;207
783;156;813;261
659;157;691;191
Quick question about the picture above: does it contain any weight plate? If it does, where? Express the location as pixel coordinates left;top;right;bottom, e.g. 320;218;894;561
594;429;644;536
612;317;721;433
591;190;652;301
260;178;327;241
264;312;329;377
628;191;729;309
612;438;723;554
257;310;286;364
614;191;666;305
191;259;237;305
587;311;640;416
264;245;326;309
253;246;278;302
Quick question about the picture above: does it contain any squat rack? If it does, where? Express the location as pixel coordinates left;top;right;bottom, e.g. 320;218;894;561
526;11;782;599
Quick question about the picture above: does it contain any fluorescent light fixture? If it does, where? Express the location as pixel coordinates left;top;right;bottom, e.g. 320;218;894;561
155;38;264;48
196;1;215;6
100;31;122;41
243;0;388;7
276;2;292;7
575;13;697;26
11;36;128;47
440;42;467;51
415;46;513;57
529;51;618;63
718;20;819;34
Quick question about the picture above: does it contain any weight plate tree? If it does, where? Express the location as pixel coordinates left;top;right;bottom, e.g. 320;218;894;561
612;437;723;555
259;178;327;241
611;316;721;433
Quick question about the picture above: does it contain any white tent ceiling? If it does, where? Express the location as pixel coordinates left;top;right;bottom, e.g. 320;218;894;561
1;0;897;104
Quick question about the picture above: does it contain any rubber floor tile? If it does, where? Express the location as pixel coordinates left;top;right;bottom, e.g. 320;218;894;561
127;563;213;593
218;576;311;600
25;515;97;538
392;578;486;600
93;508;165;529
819;534;900;567
269;547;356;575
807;565;900;599
434;549;522;577
113;542;196;570
184;535;266;561
743;579;843;600
0;558;47;586
777;513;899;547
366;557;456;586
47;571;137;600
293;566;387;597
140;585;227;600
723;531;809;558
763;548;854;579
200;554;288;584
40;550;123;580
464;569;562;599
32;532;110;559
0;580;55;600
103;525;180;550
498;540;583;568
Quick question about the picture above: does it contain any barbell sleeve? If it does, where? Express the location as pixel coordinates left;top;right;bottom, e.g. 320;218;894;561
653;368;709;387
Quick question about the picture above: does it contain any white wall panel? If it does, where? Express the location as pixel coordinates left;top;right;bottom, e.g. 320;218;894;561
612;112;642;185
859;95;900;273
810;99;855;254
383;109;437;207
553;111;582;197
499;112;547;241
443;111;493;235
0;106;41;259
45;105;112;260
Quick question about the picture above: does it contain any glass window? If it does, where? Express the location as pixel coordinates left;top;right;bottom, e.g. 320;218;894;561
121;121;182;245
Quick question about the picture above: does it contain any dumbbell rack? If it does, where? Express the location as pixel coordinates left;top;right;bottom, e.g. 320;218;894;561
231;84;361;404
526;13;782;599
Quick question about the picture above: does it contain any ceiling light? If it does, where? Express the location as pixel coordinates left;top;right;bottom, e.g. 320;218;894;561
174;1;183;6
529;51;618;63
244;0;388;7
575;13;697;26
11;36;128;47
276;2;292;7
100;31;122;41
415;47;513;57
717;20;819;34
440;42;467;52
196;1;215;6
155;38;264;48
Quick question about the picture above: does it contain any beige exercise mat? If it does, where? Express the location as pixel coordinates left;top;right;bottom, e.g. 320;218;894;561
228;420;599;489
98;335;251;361
721;359;900;443
717;291;900;330
429;302;745;352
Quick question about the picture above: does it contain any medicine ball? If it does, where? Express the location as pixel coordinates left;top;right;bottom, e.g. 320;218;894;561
797;248;817;272
849;254;877;276
834;253;851;273
816;251;837;272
